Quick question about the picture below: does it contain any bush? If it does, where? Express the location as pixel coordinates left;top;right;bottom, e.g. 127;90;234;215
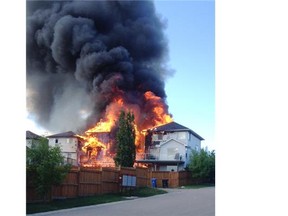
188;149;215;184
27;138;71;201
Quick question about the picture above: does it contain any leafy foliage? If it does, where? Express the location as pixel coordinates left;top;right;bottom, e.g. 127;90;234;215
26;137;71;201
188;149;215;184
114;110;136;167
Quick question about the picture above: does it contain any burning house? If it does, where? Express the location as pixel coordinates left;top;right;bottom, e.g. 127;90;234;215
137;122;204;171
45;121;203;170
26;1;199;169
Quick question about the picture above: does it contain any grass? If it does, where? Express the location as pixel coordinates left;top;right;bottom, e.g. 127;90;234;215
27;187;167;214
181;184;215;189
121;187;167;197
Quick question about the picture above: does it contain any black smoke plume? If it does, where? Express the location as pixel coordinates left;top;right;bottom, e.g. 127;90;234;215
27;0;173;133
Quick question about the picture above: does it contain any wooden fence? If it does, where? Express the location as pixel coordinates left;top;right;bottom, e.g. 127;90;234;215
27;167;192;203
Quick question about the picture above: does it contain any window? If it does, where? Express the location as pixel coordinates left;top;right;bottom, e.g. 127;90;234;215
66;138;70;143
55;139;58;144
158;134;163;140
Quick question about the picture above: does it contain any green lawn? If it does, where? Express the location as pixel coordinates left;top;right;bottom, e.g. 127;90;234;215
27;187;167;214
181;184;215;189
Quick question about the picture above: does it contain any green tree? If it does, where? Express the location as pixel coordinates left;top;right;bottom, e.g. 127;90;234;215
188;149;215;184
26;137;71;201
114;110;136;167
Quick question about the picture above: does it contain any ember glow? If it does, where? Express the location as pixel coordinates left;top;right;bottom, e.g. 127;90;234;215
78;91;173;167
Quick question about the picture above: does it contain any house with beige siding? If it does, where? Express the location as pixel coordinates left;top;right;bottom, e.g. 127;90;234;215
46;131;80;166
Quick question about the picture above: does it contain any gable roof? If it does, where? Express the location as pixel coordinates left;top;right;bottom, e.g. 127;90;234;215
151;122;204;141
26;130;42;139
159;138;186;147
46;131;77;138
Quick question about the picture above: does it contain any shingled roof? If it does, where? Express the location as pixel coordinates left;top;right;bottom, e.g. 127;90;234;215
26;130;42;139
152;122;204;140
46;131;77;138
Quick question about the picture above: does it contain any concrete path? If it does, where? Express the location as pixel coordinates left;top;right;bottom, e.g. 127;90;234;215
29;187;215;216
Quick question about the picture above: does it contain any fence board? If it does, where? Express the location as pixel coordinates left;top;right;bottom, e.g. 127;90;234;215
27;167;193;202
102;168;120;194
136;167;149;187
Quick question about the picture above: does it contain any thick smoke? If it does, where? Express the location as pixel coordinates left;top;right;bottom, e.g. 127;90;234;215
27;0;173;133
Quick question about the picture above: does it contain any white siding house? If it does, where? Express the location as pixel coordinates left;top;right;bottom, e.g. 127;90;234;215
46;131;79;166
136;122;204;171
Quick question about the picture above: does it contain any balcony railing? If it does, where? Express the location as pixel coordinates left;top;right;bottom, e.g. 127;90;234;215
137;153;184;161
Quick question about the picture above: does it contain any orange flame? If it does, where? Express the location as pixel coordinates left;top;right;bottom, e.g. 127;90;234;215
77;91;172;167
144;91;173;126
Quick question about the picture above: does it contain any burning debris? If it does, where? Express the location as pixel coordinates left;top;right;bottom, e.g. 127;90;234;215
27;0;174;167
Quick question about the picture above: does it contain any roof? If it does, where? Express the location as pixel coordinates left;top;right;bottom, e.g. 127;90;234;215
26;130;42;139
46;131;77;138
151;122;204;141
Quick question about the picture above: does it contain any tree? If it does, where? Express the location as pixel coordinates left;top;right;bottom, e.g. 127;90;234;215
26;137;71;201
188;149;215;184
114;110;136;167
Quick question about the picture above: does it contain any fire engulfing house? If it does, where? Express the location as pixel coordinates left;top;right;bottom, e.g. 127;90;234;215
46;131;115;167
136;122;204;171
44;121;203;170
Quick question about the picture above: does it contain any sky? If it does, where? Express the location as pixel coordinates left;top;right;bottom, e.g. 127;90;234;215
154;0;215;151
26;0;215;151
3;0;288;215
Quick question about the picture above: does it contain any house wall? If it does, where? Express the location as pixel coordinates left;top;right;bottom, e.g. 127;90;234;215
26;139;41;148
186;134;201;165
159;140;185;160
26;139;32;148
150;130;202;169
152;131;189;145
48;137;78;160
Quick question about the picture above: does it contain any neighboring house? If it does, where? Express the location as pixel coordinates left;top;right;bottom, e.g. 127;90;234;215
136;122;204;171
46;131;80;166
26;130;43;148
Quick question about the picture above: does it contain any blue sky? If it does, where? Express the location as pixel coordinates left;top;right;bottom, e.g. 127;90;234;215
154;0;215;150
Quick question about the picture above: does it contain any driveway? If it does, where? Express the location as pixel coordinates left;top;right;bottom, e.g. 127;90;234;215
29;187;215;216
